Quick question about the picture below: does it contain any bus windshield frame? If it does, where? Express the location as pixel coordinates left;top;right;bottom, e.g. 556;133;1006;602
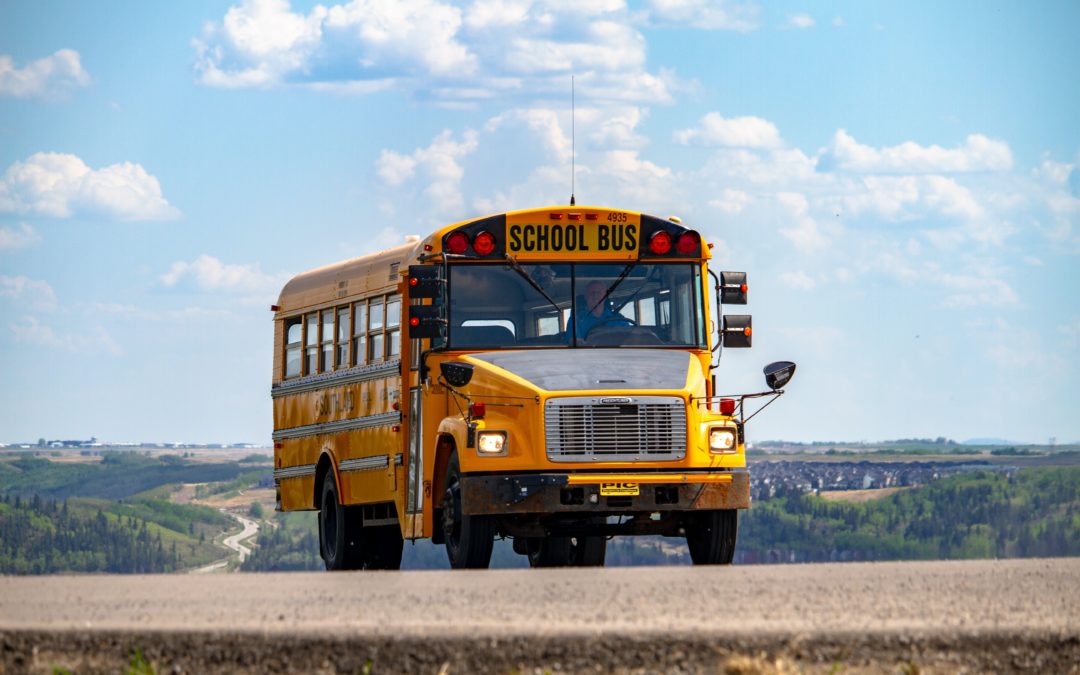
444;261;707;350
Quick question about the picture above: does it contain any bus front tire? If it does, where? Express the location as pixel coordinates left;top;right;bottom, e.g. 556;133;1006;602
441;452;495;569
685;509;738;565
319;470;363;570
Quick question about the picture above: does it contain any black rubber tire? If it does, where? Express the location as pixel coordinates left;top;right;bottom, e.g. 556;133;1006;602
685;509;738;565
441;452;495;569
363;525;404;570
527;534;606;567
318;471;364;570
526;536;573;567
569;535;607;567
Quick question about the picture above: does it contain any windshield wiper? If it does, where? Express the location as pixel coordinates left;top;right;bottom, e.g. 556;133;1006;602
613;265;659;314
504;255;563;315
592;262;638;313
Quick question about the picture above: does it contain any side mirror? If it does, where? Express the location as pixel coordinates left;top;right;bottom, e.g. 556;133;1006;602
764;361;796;390
722;315;752;348
720;271;747;305
408;305;445;339
440;361;474;388
407;265;444;299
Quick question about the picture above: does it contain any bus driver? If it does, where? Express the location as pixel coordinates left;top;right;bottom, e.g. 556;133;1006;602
571;280;624;342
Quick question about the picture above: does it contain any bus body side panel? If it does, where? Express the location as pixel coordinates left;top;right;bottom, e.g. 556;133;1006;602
338;427;399;505
272;319;285;384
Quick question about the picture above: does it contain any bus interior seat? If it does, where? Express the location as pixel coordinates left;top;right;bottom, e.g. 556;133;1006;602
454;325;516;347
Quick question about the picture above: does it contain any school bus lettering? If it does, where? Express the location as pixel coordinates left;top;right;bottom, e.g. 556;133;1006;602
508;222;636;253
270;205;796;571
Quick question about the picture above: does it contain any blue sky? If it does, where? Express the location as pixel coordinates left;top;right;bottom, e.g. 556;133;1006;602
1;0;1077;445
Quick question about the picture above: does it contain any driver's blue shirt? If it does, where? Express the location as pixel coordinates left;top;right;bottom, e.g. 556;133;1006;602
569;304;621;342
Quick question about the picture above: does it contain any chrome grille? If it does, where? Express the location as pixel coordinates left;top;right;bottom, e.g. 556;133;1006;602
545;395;686;462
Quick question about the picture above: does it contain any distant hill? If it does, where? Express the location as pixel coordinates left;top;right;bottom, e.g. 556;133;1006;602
962;438;1023;446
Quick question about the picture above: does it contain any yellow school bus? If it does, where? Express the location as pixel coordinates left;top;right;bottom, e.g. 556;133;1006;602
271;205;795;569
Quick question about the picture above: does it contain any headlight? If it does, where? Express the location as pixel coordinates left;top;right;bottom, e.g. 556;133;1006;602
709;427;737;453
477;431;508;455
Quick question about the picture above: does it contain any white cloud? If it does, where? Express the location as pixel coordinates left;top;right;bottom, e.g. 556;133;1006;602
821;130;1013;174
160;255;283;296
780;270;815;290
0;49;90;99
829;175;984;223
643;0;760;31
674;113;781;148
376;129;479;213
194;0;678;103
787;13;815;29
486;108;571;158
0;223;40;252
9;316;121;356
938;273;1018;308
709;188;750;214
0;152;179;221
831;16;845;27
776;191;828;250
589;107;649;149
0;275;57;311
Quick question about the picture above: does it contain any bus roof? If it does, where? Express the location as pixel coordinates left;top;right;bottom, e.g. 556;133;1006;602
275;238;423;315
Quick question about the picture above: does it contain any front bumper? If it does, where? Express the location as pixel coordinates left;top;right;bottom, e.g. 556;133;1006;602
460;470;750;516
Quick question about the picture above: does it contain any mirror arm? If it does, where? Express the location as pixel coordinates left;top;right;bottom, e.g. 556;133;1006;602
740;390;784;425
708;268;723;366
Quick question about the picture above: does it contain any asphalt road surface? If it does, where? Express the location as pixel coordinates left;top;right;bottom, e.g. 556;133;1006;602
2;558;1078;673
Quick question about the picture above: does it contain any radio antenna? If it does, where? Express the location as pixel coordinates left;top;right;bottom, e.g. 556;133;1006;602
570;75;576;206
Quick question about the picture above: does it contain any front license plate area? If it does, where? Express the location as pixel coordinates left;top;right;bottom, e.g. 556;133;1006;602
600;482;639;496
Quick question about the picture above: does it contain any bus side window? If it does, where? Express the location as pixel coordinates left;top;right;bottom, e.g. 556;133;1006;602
353;301;367;366
638;296;657;326
321;310;334;371
386;295;401;359
337;306;351;368
305;312;318;375
369;298;385;362
284;318;302;378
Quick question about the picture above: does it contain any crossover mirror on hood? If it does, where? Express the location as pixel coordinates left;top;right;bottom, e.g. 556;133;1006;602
764;361;796;390
440;361;474;388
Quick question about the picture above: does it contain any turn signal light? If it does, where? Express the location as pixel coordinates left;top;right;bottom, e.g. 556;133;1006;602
473;231;496;256
446;230;469;254
469;402;486;419
676;231;699;255
719;398;736;415
649;231;672;255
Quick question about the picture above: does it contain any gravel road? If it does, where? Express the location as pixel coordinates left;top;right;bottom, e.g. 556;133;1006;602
2;558;1078;673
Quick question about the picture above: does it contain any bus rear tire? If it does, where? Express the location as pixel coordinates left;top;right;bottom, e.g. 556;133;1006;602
527;534;606;567
685;509;738;565
364;525;403;570
318;470;364;570
441;452;495;569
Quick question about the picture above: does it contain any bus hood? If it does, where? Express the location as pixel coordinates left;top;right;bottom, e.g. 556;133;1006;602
468;349;694;392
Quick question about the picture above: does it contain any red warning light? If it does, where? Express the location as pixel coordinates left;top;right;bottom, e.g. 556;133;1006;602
649;231;672;255
446;230;469;254
473;231;496;255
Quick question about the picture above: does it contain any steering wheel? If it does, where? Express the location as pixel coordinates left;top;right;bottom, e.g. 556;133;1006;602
585;316;637;339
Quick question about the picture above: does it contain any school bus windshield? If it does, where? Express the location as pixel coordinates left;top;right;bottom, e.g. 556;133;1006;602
447;262;706;349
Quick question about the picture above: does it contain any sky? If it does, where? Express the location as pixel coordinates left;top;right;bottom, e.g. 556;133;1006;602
1;0;1077;445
